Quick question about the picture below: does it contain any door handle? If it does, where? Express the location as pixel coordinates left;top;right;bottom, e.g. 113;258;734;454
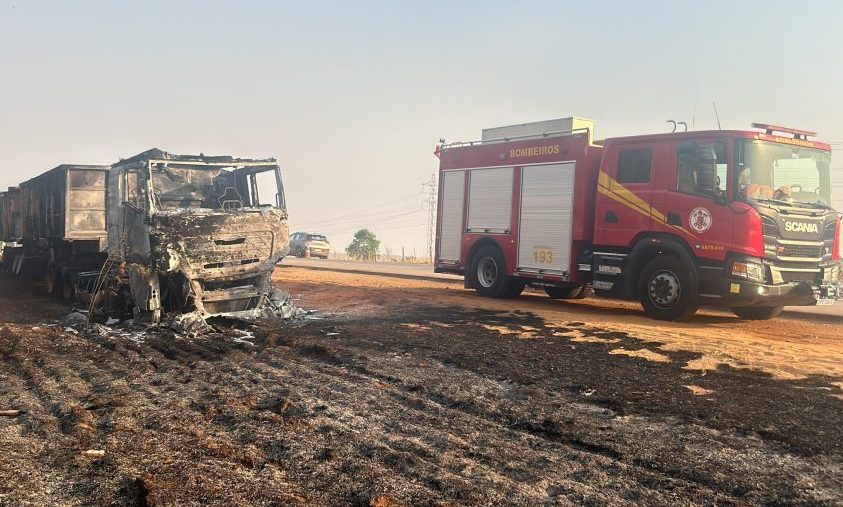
667;212;681;226
605;211;618;223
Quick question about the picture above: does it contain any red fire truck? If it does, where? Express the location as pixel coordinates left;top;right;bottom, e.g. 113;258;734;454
434;117;841;321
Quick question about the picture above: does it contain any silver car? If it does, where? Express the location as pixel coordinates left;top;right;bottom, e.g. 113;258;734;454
290;232;330;259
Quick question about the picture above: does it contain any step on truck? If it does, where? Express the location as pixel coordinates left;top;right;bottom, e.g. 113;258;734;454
434;117;841;321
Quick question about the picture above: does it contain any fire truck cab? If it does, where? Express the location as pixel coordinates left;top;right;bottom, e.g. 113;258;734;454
434;118;841;321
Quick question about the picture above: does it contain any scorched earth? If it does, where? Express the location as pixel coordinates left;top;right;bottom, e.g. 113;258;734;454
0;263;841;506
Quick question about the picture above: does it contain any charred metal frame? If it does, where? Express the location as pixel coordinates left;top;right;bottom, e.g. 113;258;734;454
108;149;290;322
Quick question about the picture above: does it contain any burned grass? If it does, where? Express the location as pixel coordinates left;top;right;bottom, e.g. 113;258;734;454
0;273;841;505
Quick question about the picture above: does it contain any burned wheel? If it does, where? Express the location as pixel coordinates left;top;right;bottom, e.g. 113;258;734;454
638;256;699;321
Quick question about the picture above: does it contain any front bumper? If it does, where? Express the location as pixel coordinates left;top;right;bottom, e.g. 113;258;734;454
722;278;840;307
307;247;330;258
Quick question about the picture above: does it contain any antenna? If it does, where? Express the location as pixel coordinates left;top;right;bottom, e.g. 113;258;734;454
667;120;677;133
712;101;722;130
691;90;698;130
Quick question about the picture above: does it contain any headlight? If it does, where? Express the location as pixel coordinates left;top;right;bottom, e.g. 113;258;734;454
731;260;766;283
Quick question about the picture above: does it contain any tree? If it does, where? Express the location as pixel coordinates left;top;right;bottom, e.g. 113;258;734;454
346;229;381;261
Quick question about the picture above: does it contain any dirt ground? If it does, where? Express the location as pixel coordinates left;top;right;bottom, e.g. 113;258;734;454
1;266;842;506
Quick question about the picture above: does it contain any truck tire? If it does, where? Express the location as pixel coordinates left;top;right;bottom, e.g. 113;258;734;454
730;306;783;320
638;255;699;321
576;286;594;299
545;284;592;300
469;245;517;299
506;279;526;298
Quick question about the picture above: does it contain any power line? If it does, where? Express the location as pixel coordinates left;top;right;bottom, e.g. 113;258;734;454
294;190;422;230
422;173;437;261
305;211;427;236
295;205;424;231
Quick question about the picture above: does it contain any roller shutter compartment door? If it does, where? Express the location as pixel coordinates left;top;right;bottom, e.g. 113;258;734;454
467;167;514;233
437;171;465;262
517;163;575;274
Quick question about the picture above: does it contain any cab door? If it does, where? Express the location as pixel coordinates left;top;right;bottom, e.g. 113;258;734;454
660;140;732;262
594;144;657;247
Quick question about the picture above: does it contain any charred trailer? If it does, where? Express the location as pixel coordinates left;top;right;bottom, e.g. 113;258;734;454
17;165;109;295
0;187;23;271
105;149;290;322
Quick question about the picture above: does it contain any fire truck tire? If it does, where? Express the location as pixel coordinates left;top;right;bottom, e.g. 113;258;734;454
470;245;517;299
638;256;699;321
545;284;586;299
506;280;526;298
730;305;783;320
576;286;594;299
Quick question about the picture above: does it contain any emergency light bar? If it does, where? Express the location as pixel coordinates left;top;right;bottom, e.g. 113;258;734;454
751;123;817;140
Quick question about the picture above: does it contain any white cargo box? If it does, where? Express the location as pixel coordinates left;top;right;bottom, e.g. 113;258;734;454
481;117;595;143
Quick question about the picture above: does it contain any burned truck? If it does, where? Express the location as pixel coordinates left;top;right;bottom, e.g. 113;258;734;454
102;149;290;322
0;186;23;270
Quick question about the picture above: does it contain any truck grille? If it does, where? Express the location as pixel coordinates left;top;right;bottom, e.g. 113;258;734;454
779;270;820;284
779;244;823;259
185;231;275;269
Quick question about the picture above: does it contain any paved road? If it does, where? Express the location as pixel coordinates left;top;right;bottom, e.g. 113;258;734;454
281;257;461;281
280;257;843;320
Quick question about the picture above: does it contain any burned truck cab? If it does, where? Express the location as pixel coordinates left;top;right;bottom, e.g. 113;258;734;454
107;148;290;322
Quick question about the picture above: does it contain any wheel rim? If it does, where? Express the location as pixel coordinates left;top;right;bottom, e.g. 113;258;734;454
476;257;498;288
648;270;681;308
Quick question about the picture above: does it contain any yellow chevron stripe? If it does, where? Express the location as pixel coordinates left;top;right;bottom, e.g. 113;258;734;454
598;170;696;240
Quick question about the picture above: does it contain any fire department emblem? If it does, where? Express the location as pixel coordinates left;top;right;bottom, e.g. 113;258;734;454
689;207;712;233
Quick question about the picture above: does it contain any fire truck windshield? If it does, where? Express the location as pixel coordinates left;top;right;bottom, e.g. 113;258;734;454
735;140;831;207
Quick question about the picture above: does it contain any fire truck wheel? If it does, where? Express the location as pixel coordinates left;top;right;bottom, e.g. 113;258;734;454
506;280;526;298
470;245;516;299
638;256;699;321
576;286;594;299
545;284;586;299
730;305;783;320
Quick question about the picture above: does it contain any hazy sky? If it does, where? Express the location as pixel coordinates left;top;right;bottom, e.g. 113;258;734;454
2;0;841;255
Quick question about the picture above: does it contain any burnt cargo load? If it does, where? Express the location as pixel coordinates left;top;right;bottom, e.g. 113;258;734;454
435;118;842;321
19;165;109;291
0;187;23;242
0;187;23;270
105;149;289;322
